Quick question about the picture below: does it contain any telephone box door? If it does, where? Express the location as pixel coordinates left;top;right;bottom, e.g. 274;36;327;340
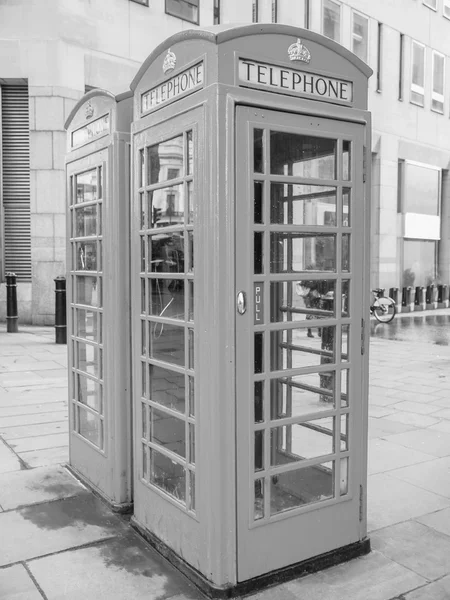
235;106;367;581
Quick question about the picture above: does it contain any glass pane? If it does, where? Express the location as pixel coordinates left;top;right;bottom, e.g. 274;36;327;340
141;278;146;314
142;361;147;398
340;414;349;450
340;457;349;495
188;280;194;321
186;130;193;176
142;320;147;355
98;166;103;199
188;328;194;370
77;374;101;412
166;0;198;23
254;381;264;423
189;423;195;465
78;407;101;447
270;371;335;419
270;233;336;273
352;12;368;62
342;188;351;227
341;324;349;361
150;323;185;367
342;280;350;317
254;232;263;274
76;241;98;271
74;205;97;237
77;342;101;378
141;237;146;273
254;128;264;173
254;181;263;223
139;192;146;230
76;308;99;342
404;163;439;215
343;141;351;180
270;132;336;179
271;184;337;226
189;471;195;511
150;184;185;228
142;402;148;440
150;406;186;458
254;332;263;373
271;327;335;370
150;448;186;503
76;169;97;203
149;279;184;320
270;417;334;466
148;135;184;185
402;240;436;287
188;376;195;417
323;0;340;42
342;234;350;272
150;233;184;273
341;369;349;407
188;231;194;272
412;42;425;88
270;279;336;323
270;462;334;515
254;478;264;520
255;430;264;471
142;444;148;480
148;365;186;415
187;180;194;223
139;148;144;187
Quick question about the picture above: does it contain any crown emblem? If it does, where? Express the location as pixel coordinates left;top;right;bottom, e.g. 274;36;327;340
288;38;311;64
163;48;177;74
85;101;94;120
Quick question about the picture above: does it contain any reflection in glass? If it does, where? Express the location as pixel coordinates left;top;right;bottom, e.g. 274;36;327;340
254;381;264;422
188;280;194;321
342;280;350;316
340;457;349;495
74;205;97;237
254;478;264;520
342;234;350;272
189;471;195;512
76;308;98;341
150;233;184;273
270;463;334;515
270;132;336;179
141;320;147;355
187;180;194;223
342;324;349;361
76;276;100;307
255;430;264;471
270;233;336;273
78;407;101;447
270;279;336;323
77;342;101;378
142;402;148;440
76;241;98;271
188;231;194;272
139;148;144;187
76;169;97;203
150;184;184;228
150;448;186;503
77;374;101;412
270;417;334;465
188;329;194;370
254;181;263;224
141;278;146;314
188;376;195;417
270;371;335;419
187;130;193;176
343;141;351;180
340;413;349;450
139;192;146;230
271;184;337;226
189;423;195;465
254;332;263;374
271;327;335;370
150;406;186;458
341;369;349;407
142;444;148;480
148;135;184;185
254;232;263;274
149;279;184;320
151;323;185;367
141;237;146;273
142;361;147;398
342;188;351;227
254;129;264;173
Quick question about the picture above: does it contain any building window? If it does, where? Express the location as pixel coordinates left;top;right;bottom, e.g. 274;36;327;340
213;0;220;23
376;23;383;91
444;0;450;19
411;40;425;107
423;0;437;9
130;0;149;5
272;0;278;22
399;33;404;100
305;0;311;28
165;0;199;24
432;51;445;113
403;161;440;215
252;0;259;22
323;0;341;43
403;240;437;287
352;11;369;63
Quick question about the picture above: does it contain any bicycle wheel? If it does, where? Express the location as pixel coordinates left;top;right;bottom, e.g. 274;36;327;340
373;297;396;323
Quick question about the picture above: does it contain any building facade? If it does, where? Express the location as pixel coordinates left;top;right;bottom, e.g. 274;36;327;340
0;0;449;323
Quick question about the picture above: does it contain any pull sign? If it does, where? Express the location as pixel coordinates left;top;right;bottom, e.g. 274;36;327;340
254;283;264;325
237;291;247;315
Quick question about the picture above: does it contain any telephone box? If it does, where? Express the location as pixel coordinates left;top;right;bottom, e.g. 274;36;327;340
129;23;372;594
65;90;133;510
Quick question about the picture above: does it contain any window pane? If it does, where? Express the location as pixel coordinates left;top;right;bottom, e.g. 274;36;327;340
271;184;337;226
150;323;185;367
148;136;184;185
403;240;436;287
323;0;340;43
270;279;336;323
77;341;101;378
254;181;263;223
149;279;184;320
404;163;440;215
150;232;184;273
270;233;336;273
74;205;97;237
76;308;99;341
254;478;264;520
271;132;336;179
270;417;334;465
150;406;186;458
150;184;185;228
254;129;264;173
271;327;335;370
432;52;445;113
76;276;100;307
77;374;101;412
270;371;336;419
165;0;199;23
150;447;186;503
412;43;425;87
78;407;101;447
149;364;185;414
76;169;97;203
76;241;98;271
352;12;368;62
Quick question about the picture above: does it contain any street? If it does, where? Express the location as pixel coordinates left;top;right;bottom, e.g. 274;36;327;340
371;311;450;346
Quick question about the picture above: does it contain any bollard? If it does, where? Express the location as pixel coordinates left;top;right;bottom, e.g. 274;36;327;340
6;272;18;333
389;287;400;312
402;286;414;312
54;276;67;344
426;284;438;310
415;286;426;311
438;284;449;309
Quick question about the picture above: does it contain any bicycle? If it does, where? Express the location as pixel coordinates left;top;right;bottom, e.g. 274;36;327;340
370;288;396;323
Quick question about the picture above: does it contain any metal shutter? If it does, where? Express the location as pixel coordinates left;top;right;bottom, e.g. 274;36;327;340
1;84;31;281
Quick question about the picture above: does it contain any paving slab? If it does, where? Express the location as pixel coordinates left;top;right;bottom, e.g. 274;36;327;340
388;457;450;498
1;420;67;440
0;410;68;428
386;400;442;415
8;432;68;453
404;575;450;600
0;493;125;567
382;411;441;428
368;438;434;475
19;445;69;468
417;507;450;538
368;417;418;440
367;473;450;532
0;360;62;373
371;520;450;581
28;531;202;600
0;465;86;510
0;564;42;600
0;402;67;418
0;441;22;474
383;429;450;458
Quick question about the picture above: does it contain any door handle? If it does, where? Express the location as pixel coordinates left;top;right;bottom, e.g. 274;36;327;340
237;291;247;315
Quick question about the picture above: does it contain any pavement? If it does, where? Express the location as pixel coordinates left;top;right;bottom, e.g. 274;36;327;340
0;316;450;599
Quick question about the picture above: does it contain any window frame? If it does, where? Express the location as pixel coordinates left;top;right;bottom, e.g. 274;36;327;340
272;0;278;22
444;0;450;19
130;0;149;5
351;9;369;63
399;33;404;101
165;0;199;24
431;50;445;114
213;0;220;24
423;0;437;10
410;40;426;107
376;22;383;92
252;0;259;23
322;0;341;44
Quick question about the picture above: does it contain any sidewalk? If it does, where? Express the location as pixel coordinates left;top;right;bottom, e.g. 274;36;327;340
1;321;450;599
